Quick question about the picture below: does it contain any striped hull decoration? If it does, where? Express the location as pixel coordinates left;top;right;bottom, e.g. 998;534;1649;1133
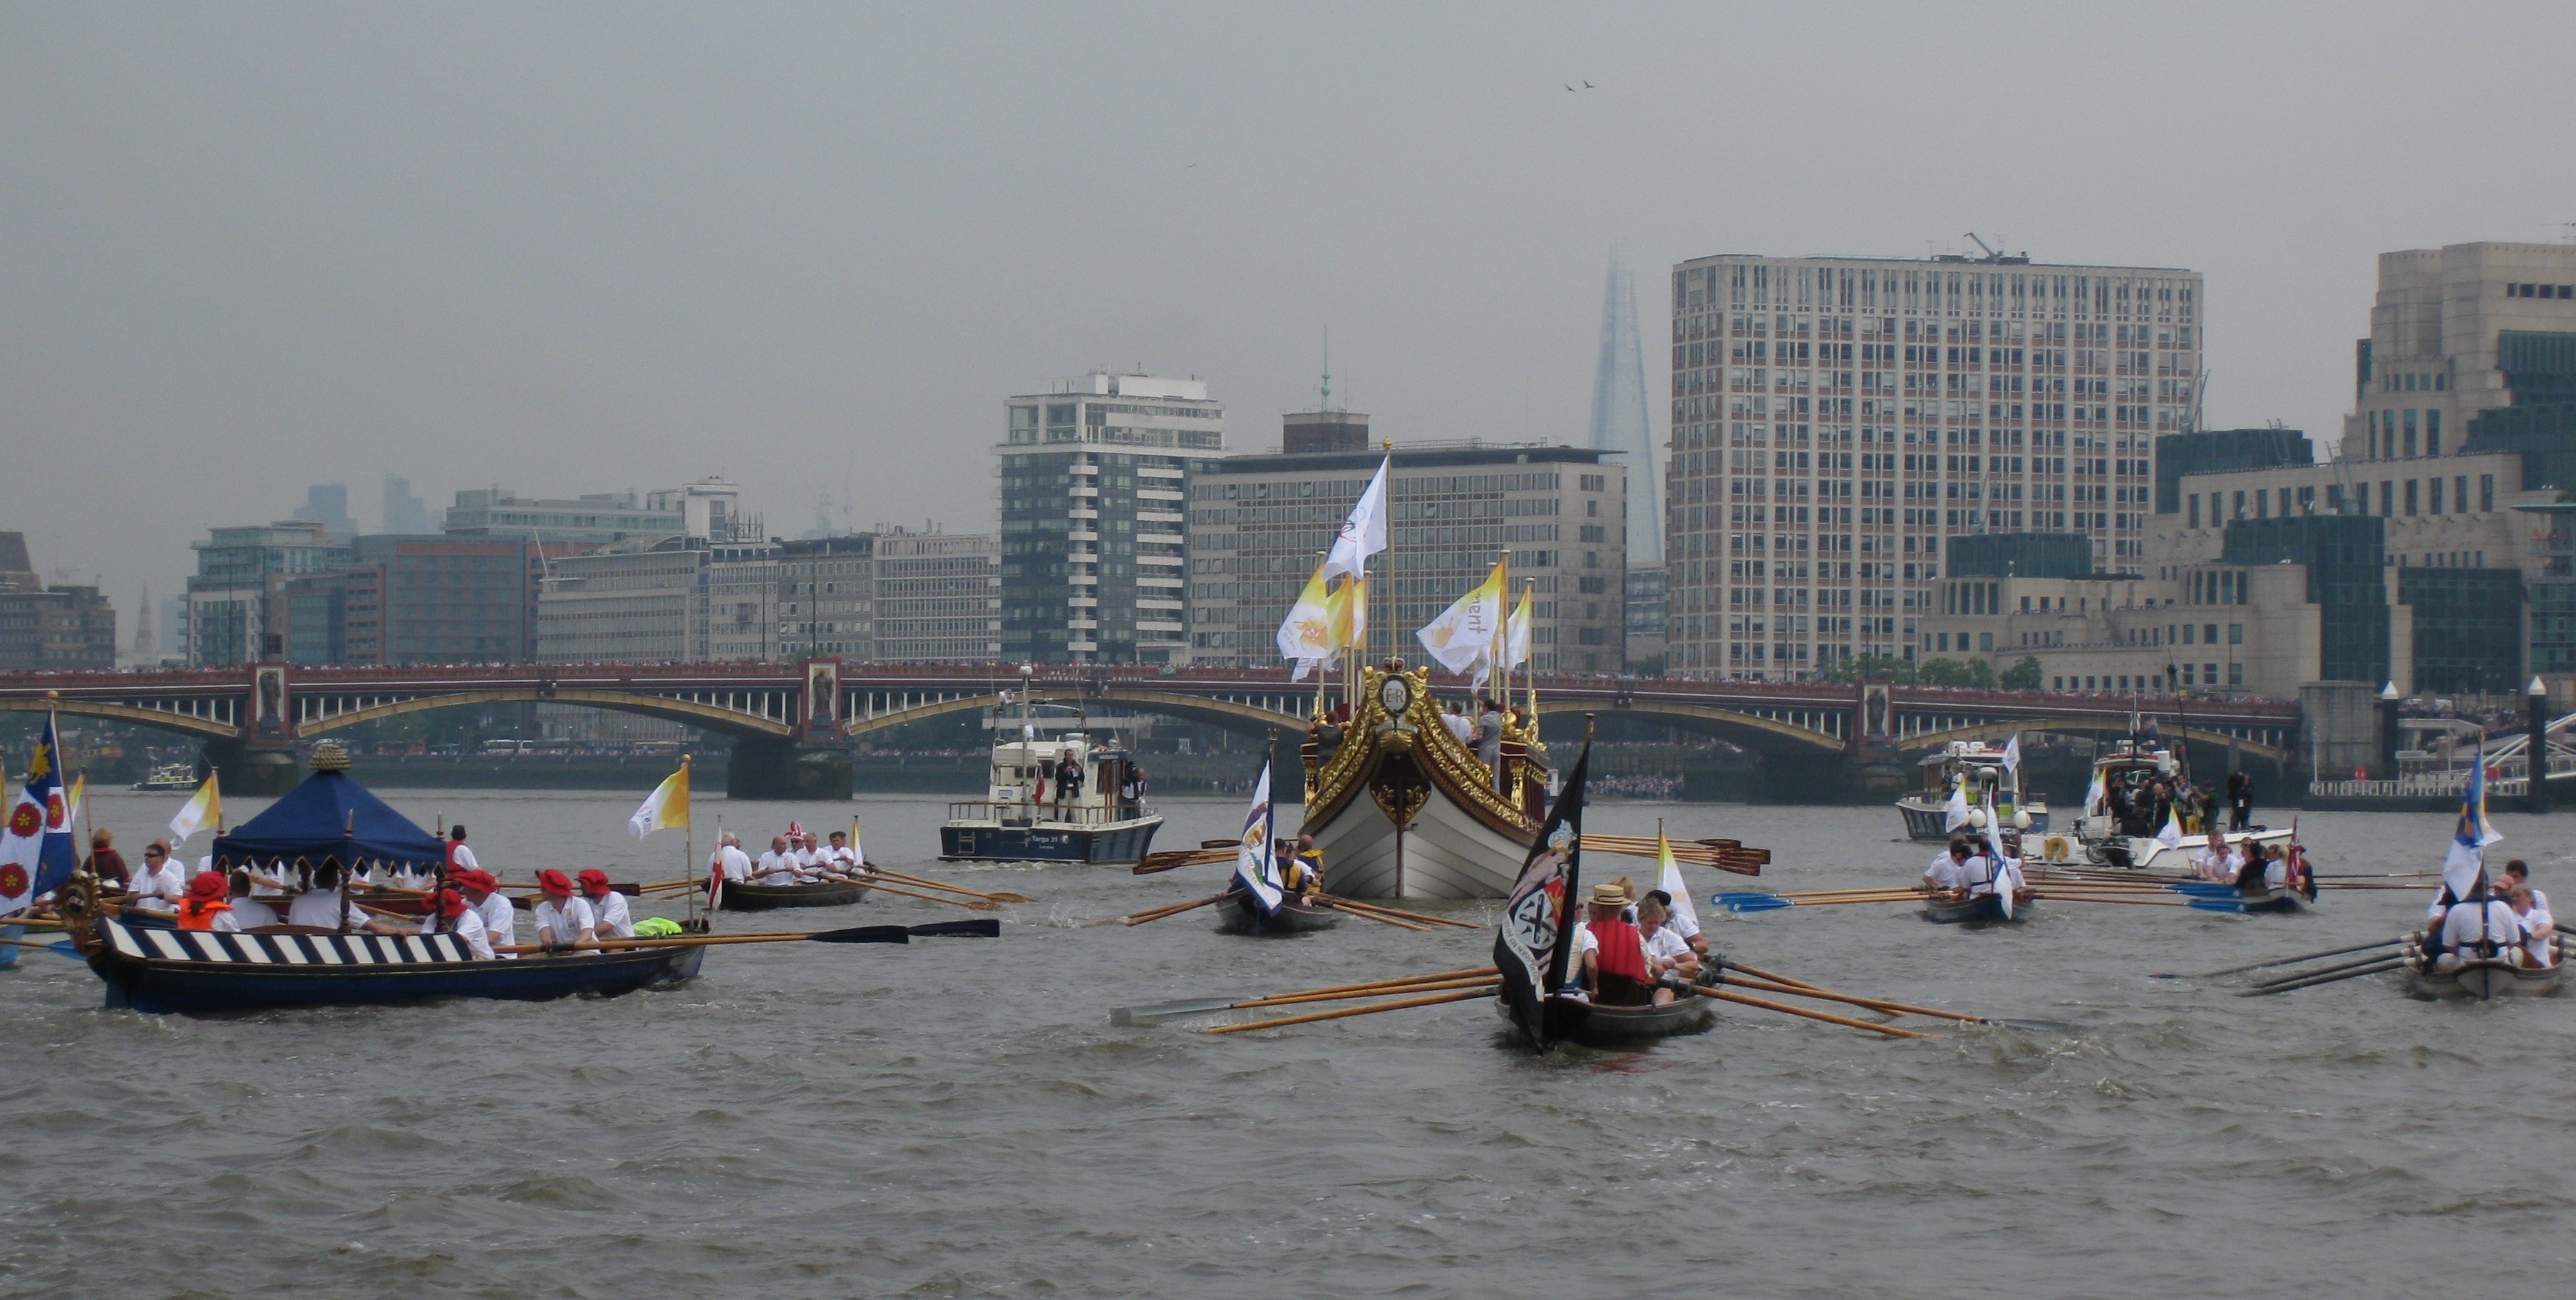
87;917;704;1015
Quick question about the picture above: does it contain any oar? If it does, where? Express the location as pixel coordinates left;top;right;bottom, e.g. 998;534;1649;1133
490;920;996;955
1133;847;1233;876
1324;905;1433;933
1198;987;1490;1034
1;934;86;958
1693;986;1939;1038
1232;976;1501;1008
2157;937;2408;979
2244;949;2406;989
1121;891;1239;927
1323;896;1478;929
2238;957;2411;996
1718;973;1984;1022
851;879;1000;912
1116;965;1503;1020
865;867;1034;904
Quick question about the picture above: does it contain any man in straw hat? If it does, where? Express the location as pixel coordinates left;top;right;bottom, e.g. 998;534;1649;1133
1573;880;1657;1006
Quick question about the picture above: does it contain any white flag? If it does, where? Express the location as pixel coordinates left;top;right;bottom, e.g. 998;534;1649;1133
2083;770;2106;816
1942;779;1971;832
1416;559;1508;677
1505;585;1532;671
1655;829;1698;937
2156;806;2184;847
1323;455;1390;582
1999;733;2021;775
1232;760;1282;914
168;773;222;845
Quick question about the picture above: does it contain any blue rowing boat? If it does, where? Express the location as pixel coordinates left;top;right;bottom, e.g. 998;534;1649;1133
81;914;704;1014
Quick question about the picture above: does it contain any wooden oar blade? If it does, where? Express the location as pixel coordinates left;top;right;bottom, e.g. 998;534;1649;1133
907;919;1002;939
810;924;912;944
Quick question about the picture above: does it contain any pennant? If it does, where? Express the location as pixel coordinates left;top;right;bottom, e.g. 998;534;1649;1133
0;712;78;914
627;760;691;839
2441;745;2503;899
168;771;222;845
1943;778;1971;832
1231;759;1281;914
1999;733;2021;775
1506;584;1532;671
1655;827;1697;937
1494;743;1592;1051
1277;557;1338;667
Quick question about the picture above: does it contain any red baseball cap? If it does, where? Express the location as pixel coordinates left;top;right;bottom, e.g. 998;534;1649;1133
576;868;612;897
536;869;574;896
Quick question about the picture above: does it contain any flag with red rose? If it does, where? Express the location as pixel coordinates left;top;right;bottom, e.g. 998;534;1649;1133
0;712;77;917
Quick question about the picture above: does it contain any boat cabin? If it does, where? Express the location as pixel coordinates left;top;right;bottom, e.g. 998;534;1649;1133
969;736;1149;827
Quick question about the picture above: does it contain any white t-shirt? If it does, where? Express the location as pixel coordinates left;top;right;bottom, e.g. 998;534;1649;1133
588;891;634;939
445;844;480;874
533;896;597;947
756;852;799;885
2195;847;2242;882
1642;925;1692;971
1665;906;1701;943
1924;852;1967;892
230;896;281;929
716;845;753;883
2259;856;2289;889
206;909;242;934
473;892;517;955
2441;899;2520;954
821;845;860;871
421;907;494;960
1959;855;2000;897
287;889;366;929
129;860;187;912
1443;713;1474;742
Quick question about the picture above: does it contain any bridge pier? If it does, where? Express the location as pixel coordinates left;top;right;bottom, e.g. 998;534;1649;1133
203;740;302;797
726;738;853;802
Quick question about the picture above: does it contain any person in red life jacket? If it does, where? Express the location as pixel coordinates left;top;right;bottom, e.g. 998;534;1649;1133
577;868;634;939
418;885;494;960
443;825;479;878
1574;881;1657;1006
176;871;238;932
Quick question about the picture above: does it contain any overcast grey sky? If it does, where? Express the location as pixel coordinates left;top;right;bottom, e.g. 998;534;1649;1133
4;3;2570;607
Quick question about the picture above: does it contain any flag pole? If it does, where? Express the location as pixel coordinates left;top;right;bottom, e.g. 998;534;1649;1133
681;755;696;930
1381;439;1396;670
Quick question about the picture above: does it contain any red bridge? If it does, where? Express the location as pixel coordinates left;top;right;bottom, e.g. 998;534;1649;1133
0;660;2299;798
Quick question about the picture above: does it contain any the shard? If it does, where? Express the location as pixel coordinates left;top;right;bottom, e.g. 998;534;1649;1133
1587;247;1661;563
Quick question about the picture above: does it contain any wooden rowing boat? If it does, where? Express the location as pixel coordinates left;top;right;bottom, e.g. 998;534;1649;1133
1216;894;1340;936
78;913;704;1014
1922;890;2031;925
1505;991;1716;1048
2404;953;2565;1001
716;878;871;912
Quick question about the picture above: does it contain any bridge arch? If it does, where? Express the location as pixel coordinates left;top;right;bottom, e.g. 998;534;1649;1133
296;688;793;739
0;697;238;741
1539;700;1846;754
840;688;1305;743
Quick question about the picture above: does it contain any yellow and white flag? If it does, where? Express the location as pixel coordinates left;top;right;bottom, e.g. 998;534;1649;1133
1327;573;1366;653
1279;557;1338;679
1416;558;1508;678
1657;826;1698;935
627;760;691;838
168;772;220;845
1505;584;1532;672
66;773;86;830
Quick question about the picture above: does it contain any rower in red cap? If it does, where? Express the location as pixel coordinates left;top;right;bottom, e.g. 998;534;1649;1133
455;869;517;958
418;885;494;960
532;869;597;953
578;868;634;939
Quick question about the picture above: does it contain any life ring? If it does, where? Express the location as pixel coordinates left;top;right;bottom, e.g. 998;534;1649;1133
2042;835;2070;863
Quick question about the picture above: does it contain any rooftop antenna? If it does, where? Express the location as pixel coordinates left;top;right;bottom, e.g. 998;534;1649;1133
1320;326;1332;411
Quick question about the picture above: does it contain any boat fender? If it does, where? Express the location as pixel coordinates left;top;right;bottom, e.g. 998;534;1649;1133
634;917;684;937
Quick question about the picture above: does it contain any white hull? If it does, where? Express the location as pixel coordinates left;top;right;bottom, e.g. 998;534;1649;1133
2088;826;2294;872
1312;780;1530;900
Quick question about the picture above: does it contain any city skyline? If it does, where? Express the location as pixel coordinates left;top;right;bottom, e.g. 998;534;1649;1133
5;6;2571;615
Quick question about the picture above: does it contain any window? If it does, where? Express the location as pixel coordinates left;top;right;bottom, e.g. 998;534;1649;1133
2188;495;2200;528
2228;624;2242;644
2403;409;2418;458
2228;663;2244;686
2204;623;2218;643
2428;409;2441;457
2183;624;2195;644
2404;480;2418;516
2429;478;2443;515
2481;475;2495;512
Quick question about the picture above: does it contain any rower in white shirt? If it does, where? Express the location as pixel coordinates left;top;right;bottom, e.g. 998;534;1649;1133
577;869;634;939
1923;838;1974;894
756;835;801;885
226;871;281;929
127;841;188;914
455;869;517;958
287;862;371;931
2193;827;2241;884
820;830;863;876
1644;887;1707;957
2434;879;2521;969
418;887;494;960
713;834;753;884
532;870;597;951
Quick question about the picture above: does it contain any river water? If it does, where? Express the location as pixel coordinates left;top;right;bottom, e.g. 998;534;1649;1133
4;786;2572;1298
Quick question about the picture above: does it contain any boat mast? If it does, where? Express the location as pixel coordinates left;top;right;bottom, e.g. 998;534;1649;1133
1380;438;1396;673
1018;663;1034;822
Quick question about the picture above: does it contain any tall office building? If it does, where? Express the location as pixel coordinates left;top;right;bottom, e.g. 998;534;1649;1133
292;485;356;537
1590;249;1660;564
875;531;1002;662
999;373;1222;664
185;521;352;666
383;474;435;535
1663;251;2203;679
1186;431;1629;673
0;532;115;671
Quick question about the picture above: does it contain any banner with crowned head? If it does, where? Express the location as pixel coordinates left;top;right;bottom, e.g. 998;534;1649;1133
1493;743;1590;1049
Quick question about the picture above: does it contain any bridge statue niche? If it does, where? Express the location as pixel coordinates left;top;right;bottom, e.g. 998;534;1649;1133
0;663;2299;804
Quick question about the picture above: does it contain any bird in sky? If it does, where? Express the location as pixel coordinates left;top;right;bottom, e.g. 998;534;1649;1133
1583;80;1595;88
1564;82;1575;92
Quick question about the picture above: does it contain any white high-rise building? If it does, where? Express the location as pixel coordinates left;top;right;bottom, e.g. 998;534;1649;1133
1662;252;2204;679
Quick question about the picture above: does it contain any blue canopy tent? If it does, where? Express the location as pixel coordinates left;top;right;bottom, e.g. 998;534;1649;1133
210;766;445;871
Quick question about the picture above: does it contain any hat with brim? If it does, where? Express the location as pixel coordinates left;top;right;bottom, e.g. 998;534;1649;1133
185;871;226;903
456;868;499;893
434;888;471;918
576;868;612;897
536;869;574;896
1587;882;1630;908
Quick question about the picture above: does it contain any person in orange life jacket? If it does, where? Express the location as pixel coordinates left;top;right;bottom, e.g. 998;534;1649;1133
227;870;281;929
418;885;494;960
578;868;634;939
455;869;516;956
176;872;238;932
1574;881;1656;1007
532;870;597;952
